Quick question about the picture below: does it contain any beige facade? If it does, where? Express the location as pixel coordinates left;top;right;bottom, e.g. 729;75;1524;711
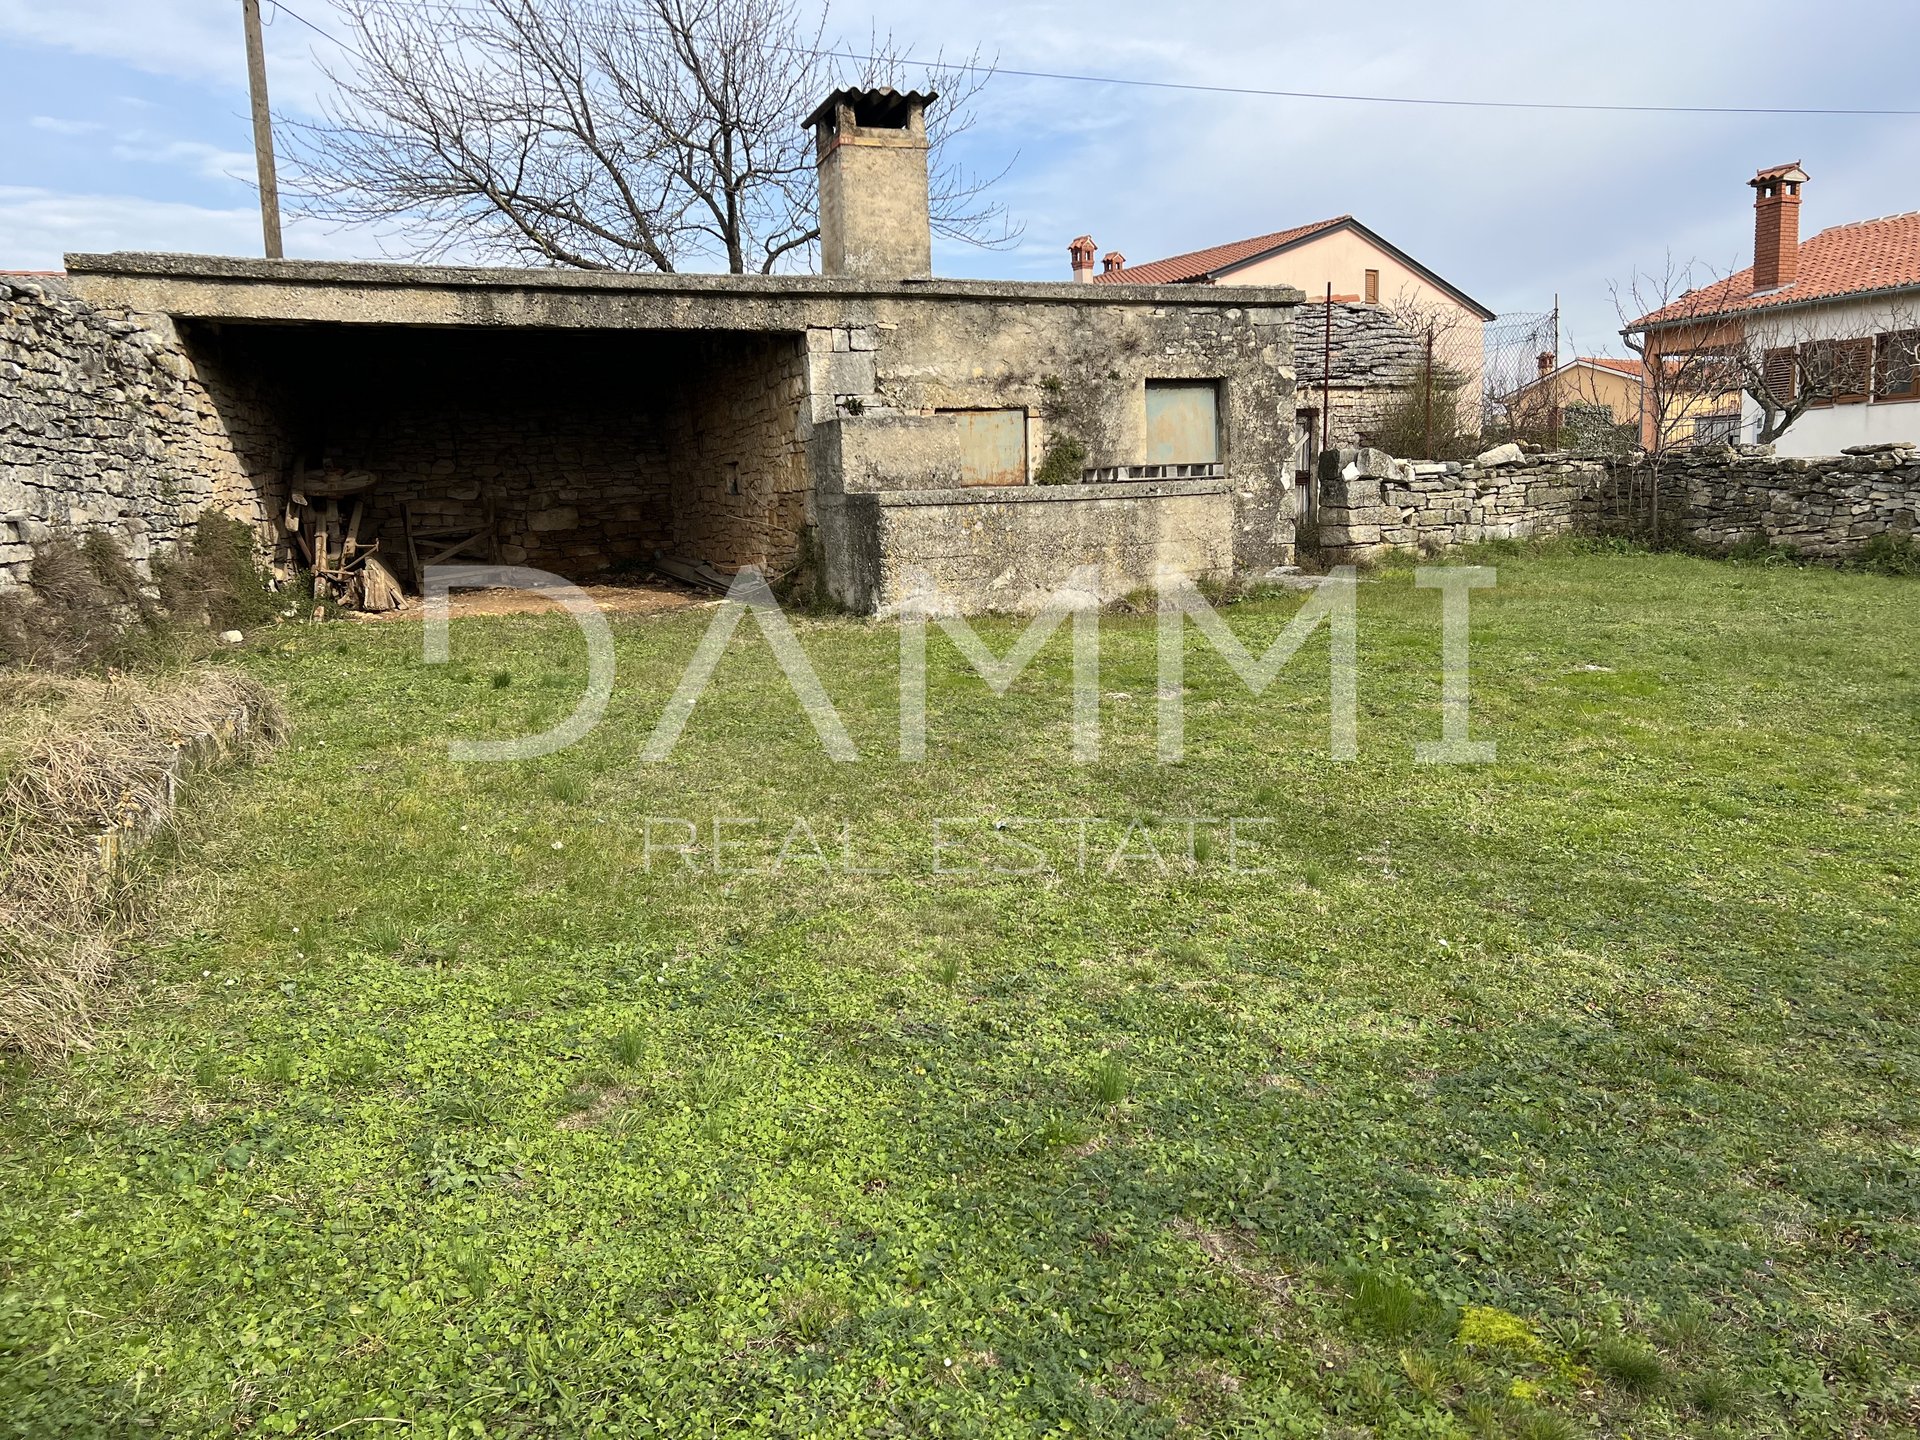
1503;359;1644;430
1231;230;1485;420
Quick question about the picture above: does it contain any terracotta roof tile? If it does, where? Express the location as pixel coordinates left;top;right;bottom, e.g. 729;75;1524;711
1579;356;1645;377
1090;216;1352;285
1633;210;1920;328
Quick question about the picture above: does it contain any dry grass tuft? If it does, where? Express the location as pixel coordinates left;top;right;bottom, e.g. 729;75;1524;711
0;667;283;1059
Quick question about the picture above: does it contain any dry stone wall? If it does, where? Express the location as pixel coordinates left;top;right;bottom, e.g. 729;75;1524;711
1601;443;1920;556
1317;440;1920;562
1315;444;1599;562
0;277;283;589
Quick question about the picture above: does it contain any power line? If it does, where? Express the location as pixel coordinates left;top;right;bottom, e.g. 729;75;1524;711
266;1;1920;119
266;0;366;61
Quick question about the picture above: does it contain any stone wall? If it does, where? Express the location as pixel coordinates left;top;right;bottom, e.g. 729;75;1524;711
1316;439;1920;563
1315;443;1598;563
841;479;1234;616
1293;301;1420;448
0;277;284;589
1595;443;1920;557
809;290;1299;608
665;334;810;573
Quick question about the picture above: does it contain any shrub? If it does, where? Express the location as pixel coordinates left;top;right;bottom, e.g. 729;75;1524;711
1858;530;1920;577
154;510;281;631
0;531;159;672
1;514;281;675
1034;435;1089;486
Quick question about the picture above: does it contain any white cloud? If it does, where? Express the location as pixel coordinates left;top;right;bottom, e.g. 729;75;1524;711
5;0;1916;348
0;185;369;270
0;0;340;110
110;135;256;184
30;116;107;136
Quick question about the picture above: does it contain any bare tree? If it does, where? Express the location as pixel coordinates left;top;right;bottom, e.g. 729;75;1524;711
1611;255;1741;541
286;0;1018;273
1374;291;1483;459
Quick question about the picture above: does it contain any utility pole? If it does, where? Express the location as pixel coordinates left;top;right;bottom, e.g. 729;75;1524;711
241;0;284;259
1549;293;1561;448
1423;326;1435;461
1320;282;1332;455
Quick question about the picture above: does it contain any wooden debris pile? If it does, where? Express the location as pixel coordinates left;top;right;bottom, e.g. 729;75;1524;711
284;468;405;612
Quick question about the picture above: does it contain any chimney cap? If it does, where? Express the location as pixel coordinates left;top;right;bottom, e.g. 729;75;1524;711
1750;161;1809;188
1102;251;1125;273
803;86;938;132
1069;235;1097;261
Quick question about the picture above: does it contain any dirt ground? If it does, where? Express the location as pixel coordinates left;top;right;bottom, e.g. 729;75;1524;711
352;580;714;623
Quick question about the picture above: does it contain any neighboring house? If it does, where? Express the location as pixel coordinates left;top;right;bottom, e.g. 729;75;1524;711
1070;217;1496;461
1628;165;1920;457
1502;354;1645;436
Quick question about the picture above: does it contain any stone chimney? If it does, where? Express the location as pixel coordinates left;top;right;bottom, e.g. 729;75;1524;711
1102;251;1126;277
1750;162;1809;293
805;87;937;279
1069;235;1096;282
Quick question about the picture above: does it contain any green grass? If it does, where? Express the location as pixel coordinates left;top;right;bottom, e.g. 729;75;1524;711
3;545;1919;1436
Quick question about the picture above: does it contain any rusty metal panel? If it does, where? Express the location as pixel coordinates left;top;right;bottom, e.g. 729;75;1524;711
947;408;1028;486
1145;381;1220;465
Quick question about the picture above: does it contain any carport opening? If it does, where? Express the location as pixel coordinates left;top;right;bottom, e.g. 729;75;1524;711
182;322;808;593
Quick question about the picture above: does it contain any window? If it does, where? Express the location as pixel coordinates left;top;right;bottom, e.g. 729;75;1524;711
1144;381;1221;466
1364;269;1380;305
1876;330;1920;401
939;409;1029;486
1802;337;1874;406
1693;413;1739;446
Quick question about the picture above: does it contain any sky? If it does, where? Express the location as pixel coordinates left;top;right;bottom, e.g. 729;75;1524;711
2;0;1917;352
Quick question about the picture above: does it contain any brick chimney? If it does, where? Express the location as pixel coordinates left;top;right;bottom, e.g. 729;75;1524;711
1102;251;1126;276
805;87;937;278
1750;162;1809;293
1069;235;1096;283
1537;351;1554;379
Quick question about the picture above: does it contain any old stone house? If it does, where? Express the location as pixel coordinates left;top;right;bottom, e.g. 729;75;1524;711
3;89;1304;615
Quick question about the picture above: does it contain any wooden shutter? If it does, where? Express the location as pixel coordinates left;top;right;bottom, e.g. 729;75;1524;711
1761;347;1797;406
1364;269;1380;305
1803;338;1874;406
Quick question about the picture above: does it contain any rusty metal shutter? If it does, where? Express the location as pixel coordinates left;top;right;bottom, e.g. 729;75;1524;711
1144;381;1220;465
943;409;1028;486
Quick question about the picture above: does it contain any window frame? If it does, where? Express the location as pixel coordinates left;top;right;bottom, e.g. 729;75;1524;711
1875;330;1920;403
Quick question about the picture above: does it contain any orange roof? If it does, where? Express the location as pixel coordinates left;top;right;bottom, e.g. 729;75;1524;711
1580;356;1645;377
1091;216;1353;286
1633;210;1920;329
1092;214;1496;319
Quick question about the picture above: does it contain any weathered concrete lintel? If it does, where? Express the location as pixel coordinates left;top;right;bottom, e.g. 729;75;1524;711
872;479;1232;508
63;252;1305;327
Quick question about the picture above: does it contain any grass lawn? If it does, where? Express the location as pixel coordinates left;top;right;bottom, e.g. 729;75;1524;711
3;544;1917;1438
